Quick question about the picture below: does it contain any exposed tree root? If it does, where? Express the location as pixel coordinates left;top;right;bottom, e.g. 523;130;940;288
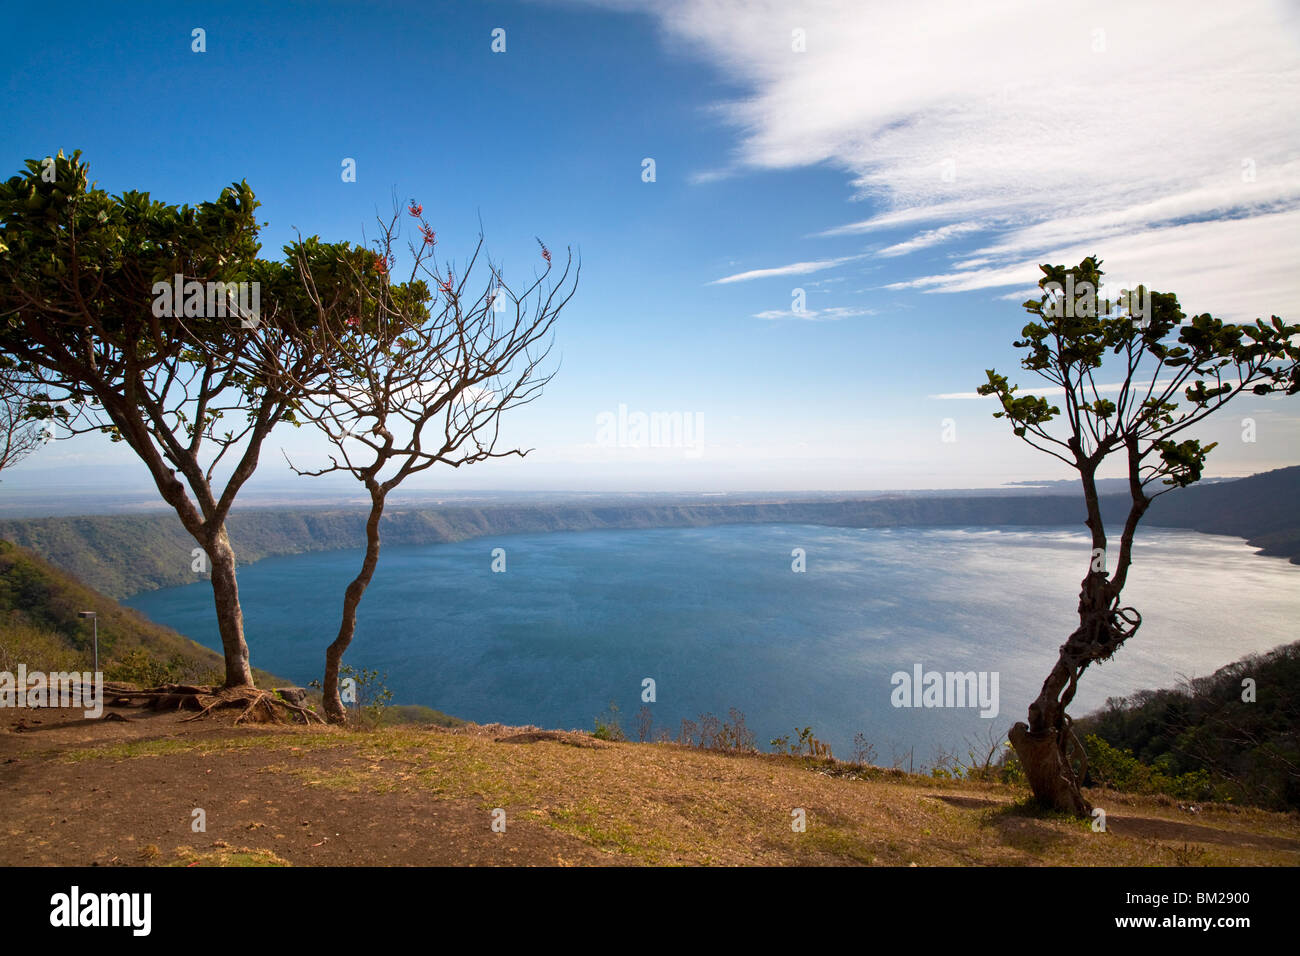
101;683;323;725
180;686;324;725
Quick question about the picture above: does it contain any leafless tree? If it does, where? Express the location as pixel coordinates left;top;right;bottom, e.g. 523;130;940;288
283;200;577;722
0;362;47;475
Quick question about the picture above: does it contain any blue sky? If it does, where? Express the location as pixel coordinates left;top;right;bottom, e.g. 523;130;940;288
3;0;1298;496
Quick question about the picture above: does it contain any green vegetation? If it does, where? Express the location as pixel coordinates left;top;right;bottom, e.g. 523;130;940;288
592;700;625;742
378;704;465;729
1076;640;1300;810
1083;734;1223;802
0;538;279;686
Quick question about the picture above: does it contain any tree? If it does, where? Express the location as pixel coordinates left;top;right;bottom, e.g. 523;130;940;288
0;150;342;693
0;359;47;474
977;256;1299;814
284;200;575;723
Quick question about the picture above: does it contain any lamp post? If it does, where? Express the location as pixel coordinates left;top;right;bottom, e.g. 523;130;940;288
78;610;98;674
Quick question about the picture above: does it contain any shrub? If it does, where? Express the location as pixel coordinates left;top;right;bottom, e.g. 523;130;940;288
593;700;626;741
104;647;182;687
852;732;877;766
311;664;392;729
0;621;86;673
1085;734;1223;802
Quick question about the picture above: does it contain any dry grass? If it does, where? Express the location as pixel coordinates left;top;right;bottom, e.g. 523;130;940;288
60;720;1300;866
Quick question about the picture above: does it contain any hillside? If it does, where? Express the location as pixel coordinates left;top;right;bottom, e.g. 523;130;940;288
3;466;1297;600
1077;640;1300;810
1140;466;1300;563
0;539;281;687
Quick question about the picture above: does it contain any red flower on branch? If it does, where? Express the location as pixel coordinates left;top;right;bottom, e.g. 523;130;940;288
408;201;422;217
419;224;436;246
537;237;551;264
374;253;388;275
346;316;360;328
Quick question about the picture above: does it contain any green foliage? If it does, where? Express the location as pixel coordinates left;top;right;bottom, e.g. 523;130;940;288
978;256;1298;492
0;538;262;684
104;647;186;687
1076;641;1300;809
0;620;85;673
771;726;818;757
592;699;625;741
377;704;465;728
310;664;392;729
0;151;435;435
1083;734;1221;802
996;748;1026;785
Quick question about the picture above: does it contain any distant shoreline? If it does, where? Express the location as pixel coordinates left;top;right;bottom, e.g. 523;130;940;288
2;466;1297;600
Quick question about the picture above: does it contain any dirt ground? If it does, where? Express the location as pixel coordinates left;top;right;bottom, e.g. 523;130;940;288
3;705;1298;867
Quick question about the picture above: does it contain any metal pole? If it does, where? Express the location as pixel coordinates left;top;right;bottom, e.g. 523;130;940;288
93;616;98;674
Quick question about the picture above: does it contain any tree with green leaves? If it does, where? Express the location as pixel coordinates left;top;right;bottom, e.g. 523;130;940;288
0;150;345;696
978;256;1299;814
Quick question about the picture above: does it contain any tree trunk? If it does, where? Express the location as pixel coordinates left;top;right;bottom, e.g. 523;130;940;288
1009;720;1090;816
323;485;386;723
206;526;254;688
1011;565;1142;815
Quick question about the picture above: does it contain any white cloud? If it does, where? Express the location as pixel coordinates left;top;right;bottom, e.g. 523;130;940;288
931;379;1179;400
894;208;1300;320
711;252;869;284
753;305;875;321
689;167;734;185
876;222;983;258
591;0;1300;318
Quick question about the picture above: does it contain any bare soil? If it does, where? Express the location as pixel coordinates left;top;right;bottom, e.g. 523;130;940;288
3;705;1297;867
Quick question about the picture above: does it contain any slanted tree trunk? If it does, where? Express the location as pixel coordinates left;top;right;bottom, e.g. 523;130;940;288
1010;456;1145;815
1010;576;1111;816
323;479;385;723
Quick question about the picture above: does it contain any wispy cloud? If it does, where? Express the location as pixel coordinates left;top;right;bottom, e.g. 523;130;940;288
893;208;1300;320
689;167;734;185
753;305;876;321
931;379;1179;400
877;222;983;258
595;0;1300;319
711;252;868;285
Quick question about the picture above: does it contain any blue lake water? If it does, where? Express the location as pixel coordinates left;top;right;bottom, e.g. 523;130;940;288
124;524;1300;765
